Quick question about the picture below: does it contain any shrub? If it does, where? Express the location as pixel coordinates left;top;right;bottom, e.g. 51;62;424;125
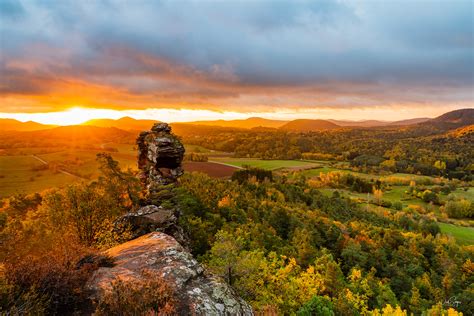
184;152;208;162
232;168;273;184
95;271;176;315
393;201;403;211
2;251;97;314
381;200;392;208
351;155;385;167
421;190;439;204
445;199;473;219
0;282;49;315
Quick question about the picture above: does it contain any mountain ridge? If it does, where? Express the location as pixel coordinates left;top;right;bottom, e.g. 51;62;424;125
1;108;472;132
0;118;56;131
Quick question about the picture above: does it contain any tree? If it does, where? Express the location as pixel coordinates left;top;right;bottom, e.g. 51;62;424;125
291;227;317;266
96;153;141;208
434;160;446;171
373;188;383;206
297;295;335;316
66;184;107;246
421;190;439;205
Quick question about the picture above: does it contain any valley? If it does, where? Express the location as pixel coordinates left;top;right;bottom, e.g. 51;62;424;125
1;109;473;315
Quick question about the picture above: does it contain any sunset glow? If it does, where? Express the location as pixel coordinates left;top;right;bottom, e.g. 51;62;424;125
0;105;468;126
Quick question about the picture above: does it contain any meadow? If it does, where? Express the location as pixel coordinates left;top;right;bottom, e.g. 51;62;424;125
438;222;474;245
0;154;73;197
210;157;321;170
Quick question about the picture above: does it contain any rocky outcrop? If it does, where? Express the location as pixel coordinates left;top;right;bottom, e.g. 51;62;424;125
137;122;185;189
92;123;253;315
114;123;188;244
87;232;253;315
114;205;189;247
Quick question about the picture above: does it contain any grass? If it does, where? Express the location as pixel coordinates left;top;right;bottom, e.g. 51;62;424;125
438;222;474;245
184;144;219;154
211;158;320;170
318;188;368;201
0;146;138;198
0;155;76;197
449;187;474;201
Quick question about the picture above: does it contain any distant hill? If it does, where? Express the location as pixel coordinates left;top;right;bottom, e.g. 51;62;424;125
170;123;244;137
328;119;388;127
0;118;56;131
29;125;134;143
0;125;136;150
183;117;288;129
388;117;430;126
430;108;474;125
279;119;340;131
421;108;474;130
83;116;158;131
43;125;130;136
328;118;430;127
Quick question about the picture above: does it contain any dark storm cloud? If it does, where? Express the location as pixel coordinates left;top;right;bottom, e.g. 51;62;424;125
0;0;472;112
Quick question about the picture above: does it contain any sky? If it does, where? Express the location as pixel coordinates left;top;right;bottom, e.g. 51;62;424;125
0;0;473;124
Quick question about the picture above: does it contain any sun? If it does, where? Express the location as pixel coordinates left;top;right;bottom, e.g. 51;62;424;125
53;107;98;125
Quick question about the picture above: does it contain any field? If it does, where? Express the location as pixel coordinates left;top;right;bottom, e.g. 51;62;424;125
185;144;230;156
0;155;76;197
438;222;474;245
183;161;238;178
0;144;138;197
299;167;435;184
210;158;320;170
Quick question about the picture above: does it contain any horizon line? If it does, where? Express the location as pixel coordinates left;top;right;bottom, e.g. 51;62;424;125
0;106;470;126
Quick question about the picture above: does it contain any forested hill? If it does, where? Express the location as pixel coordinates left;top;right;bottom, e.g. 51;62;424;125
279;119;340;131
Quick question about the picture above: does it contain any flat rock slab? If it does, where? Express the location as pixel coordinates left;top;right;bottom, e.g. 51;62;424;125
87;232;253;315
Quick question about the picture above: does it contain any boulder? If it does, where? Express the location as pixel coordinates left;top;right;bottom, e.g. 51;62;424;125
87;232;253;315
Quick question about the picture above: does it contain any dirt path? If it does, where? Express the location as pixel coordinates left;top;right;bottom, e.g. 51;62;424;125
30;154;85;179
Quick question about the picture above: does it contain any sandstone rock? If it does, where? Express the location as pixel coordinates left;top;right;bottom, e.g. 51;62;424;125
114;205;189;247
87;232;253;315
137;122;185;189
115;205;175;233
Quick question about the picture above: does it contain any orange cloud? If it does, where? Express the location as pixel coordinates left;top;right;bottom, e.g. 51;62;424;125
1;46;472;115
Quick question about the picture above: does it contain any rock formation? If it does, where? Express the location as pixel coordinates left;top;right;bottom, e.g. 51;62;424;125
90;123;253;315
115;123;187;243
114;204;189;246
137;122;185;189
88;232;253;315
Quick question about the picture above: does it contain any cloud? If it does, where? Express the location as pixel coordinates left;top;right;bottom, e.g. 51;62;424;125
0;0;472;114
